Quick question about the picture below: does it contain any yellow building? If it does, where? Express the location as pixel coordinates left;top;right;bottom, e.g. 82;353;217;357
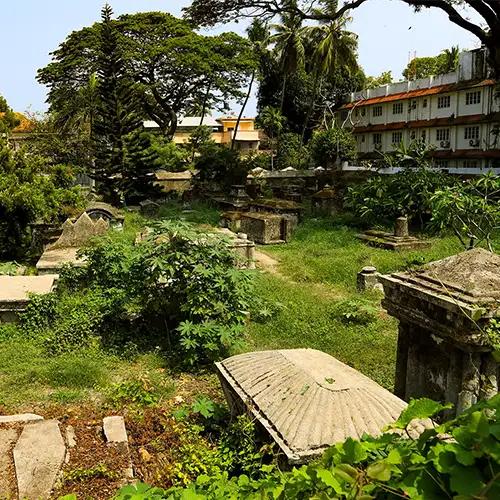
144;116;261;152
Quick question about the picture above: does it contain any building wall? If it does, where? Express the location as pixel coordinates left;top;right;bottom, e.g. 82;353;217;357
338;50;500;170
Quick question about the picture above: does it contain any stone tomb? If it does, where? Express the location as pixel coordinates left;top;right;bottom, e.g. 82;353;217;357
36;213;108;274
0;275;58;323
221;211;293;245
380;248;500;415
216;228;256;269
357;217;431;251
311;185;338;217
217;349;406;464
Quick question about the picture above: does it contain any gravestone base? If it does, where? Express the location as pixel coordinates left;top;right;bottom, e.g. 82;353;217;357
357;230;431;251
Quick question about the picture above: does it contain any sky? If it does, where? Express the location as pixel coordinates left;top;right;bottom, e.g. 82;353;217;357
0;0;480;115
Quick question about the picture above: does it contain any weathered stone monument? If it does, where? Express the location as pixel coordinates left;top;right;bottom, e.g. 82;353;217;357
221;211;294;244
0;275;58;323
84;202;124;225
217;349;407;464
380;248;500;415
357;216;431;251
216;229;256;269
36;213;108;274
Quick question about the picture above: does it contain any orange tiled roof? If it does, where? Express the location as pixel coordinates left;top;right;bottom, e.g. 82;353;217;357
342;79;496;109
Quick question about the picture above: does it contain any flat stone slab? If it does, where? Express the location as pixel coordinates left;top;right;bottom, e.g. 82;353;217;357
0;428;18;499
36;247;86;274
0;413;44;424
217;349;407;464
103;416;128;444
0;276;57;303
14;420;66;500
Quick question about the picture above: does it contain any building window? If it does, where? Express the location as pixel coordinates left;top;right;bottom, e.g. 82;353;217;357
436;128;450;142
465;91;481;105
423;99;428;108
392;131;403;144
361;135;366;143
354;108;359;117
392;102;403;115
341;111;348;121
464;126;480;140
361;108;366;116
463;160;479;168
421;130;426;142
435;160;449;168
437;95;451;108
373;133;382;144
372;106;383;117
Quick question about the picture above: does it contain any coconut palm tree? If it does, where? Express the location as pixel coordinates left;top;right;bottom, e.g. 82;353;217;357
301;4;359;141
441;45;460;73
271;1;307;112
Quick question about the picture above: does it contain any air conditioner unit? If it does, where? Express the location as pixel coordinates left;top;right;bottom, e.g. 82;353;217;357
469;139;480;147
440;140;450;148
374;143;382;150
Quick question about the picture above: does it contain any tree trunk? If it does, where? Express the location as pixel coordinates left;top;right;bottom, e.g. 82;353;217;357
199;83;211;126
279;73;288;112
301;73;322;144
232;70;256;150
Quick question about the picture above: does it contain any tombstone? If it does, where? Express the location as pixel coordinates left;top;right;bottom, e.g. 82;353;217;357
357;216;431;251
216;349;407;464
139;199;160;216
311;185;338;216
36;213;109;274
217;229;256;269
249;198;303;224
217;185;251;211
84;202;124;225
0;275;58;323
357;266;381;292
380;248;500;415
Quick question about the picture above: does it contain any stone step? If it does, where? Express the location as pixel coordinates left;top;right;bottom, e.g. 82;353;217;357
13;419;66;500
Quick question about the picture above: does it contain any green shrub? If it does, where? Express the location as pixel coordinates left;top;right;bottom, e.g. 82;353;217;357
309;127;357;167
329;298;378;325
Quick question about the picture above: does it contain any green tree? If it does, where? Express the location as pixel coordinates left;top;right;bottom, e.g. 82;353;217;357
364;70;393;89
0;95;20;134
402;47;459;80
0;139;83;259
185;1;500;79
309;126;356;167
257;106;287;170
38;12;254;141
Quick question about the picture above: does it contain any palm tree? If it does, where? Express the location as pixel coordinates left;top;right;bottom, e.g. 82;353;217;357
231;20;270;151
301;5;359;141
271;1;307;112
441;45;460;73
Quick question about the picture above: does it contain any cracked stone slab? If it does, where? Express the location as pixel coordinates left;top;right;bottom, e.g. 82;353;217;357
14;419;66;500
0;413;44;424
0;428;18;499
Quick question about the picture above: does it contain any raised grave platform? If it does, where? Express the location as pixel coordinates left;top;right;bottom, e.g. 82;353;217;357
0;275;58;323
221;211;294;245
357;217;431;251
217;349;406;464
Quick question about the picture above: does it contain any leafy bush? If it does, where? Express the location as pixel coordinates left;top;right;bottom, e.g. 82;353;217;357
194;144;249;189
0;140;84;258
116;395;500;499
109;373;173;407
329;298;378;325
309;127;357;168
54;221;254;365
345;167;455;228
430;172;500;251
149;134;191;172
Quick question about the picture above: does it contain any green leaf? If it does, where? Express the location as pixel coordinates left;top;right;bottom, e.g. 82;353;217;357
366;461;391;481
316;469;341;492
449;465;484;496
393;398;452;428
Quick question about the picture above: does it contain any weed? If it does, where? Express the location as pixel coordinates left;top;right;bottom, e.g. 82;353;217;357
64;463;119;483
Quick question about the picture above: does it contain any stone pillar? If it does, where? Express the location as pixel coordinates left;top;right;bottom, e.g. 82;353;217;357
357;266;380;292
394;217;409;238
394;323;410;399
480;354;499;400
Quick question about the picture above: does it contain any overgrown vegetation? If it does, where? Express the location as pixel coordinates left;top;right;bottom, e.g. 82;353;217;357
116;396;500;499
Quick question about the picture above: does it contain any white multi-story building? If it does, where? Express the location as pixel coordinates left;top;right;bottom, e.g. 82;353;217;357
337;49;500;172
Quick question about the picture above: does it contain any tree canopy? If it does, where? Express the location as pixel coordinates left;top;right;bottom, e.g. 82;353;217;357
403;46;459;79
37;11;255;139
184;0;500;78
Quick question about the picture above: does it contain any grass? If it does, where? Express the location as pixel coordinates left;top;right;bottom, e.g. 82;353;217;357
245;215;481;390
